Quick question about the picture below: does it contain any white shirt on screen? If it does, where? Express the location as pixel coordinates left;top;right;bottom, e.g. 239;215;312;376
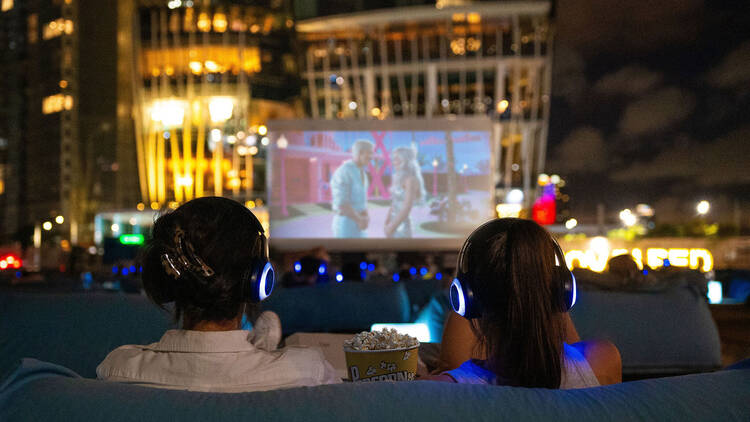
96;329;342;393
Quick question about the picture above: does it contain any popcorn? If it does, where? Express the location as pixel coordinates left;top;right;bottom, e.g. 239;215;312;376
344;328;419;351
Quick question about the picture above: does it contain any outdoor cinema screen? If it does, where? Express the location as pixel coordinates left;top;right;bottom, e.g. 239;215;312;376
267;119;495;245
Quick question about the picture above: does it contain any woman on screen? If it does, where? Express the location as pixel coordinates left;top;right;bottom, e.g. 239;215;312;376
384;146;427;238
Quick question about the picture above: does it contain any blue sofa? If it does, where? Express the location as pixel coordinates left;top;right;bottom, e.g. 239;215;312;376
1;281;723;380
1;358;748;421
0;284;411;379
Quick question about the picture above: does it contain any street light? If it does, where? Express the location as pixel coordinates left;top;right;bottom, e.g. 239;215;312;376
42;221;53;231
619;209;637;227
55;215;64;224
697;200;710;215
565;218;578;230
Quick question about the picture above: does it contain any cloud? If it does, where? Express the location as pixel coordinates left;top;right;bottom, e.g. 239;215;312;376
548;127;607;173
707;41;750;89
618;87;695;136
552;45;587;105
556;0;703;54
593;65;662;96
611;126;750;186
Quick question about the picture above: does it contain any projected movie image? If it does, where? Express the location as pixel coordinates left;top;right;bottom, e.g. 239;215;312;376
269;130;492;239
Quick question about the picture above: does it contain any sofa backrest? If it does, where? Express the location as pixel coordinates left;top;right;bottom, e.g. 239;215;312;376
262;283;411;335
0;292;172;380
1;359;749;421
570;288;722;375
0;284;412;380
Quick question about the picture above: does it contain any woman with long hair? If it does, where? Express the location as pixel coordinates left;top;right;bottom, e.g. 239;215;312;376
429;218;621;388
384;146;426;238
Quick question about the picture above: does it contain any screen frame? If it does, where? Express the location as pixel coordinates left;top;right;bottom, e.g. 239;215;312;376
266;117;498;252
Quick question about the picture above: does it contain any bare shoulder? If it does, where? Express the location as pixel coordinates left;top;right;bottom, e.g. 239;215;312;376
418;374;456;383
572;340;622;385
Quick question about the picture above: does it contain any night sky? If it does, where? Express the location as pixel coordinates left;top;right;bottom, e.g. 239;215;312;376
545;0;750;223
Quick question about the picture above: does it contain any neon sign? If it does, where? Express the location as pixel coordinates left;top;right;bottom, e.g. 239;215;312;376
564;248;713;272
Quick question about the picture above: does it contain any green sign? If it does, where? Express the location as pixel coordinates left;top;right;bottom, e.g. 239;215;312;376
119;234;144;245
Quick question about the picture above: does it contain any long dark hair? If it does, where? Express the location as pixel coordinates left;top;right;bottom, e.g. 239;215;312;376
464;218;566;388
139;197;265;326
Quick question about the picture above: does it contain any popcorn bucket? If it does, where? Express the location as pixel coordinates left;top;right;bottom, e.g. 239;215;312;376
344;345;419;382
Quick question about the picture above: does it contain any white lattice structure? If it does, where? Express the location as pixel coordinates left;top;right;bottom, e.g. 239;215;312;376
297;1;553;207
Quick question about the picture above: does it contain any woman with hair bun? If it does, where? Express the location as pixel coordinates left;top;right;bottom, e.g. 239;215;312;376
428;218;621;388
97;197;340;392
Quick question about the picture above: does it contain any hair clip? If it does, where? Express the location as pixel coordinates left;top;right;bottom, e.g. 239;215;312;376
173;227;215;278
161;253;182;280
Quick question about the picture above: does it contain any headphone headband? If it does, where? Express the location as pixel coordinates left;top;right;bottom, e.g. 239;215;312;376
451;219;577;319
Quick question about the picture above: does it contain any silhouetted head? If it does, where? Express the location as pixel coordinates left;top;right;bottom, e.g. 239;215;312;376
140;197;266;327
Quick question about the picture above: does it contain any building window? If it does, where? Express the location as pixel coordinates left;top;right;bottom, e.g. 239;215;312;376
42;94;74;114
42;18;74;40
27;14;38;43
1;0;13;12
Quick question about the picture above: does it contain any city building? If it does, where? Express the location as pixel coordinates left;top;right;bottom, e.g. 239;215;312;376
0;0;126;246
295;0;554;209
123;0;299;213
1;0;298;247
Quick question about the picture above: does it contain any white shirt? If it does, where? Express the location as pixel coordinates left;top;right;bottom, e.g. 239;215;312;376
96;329;342;393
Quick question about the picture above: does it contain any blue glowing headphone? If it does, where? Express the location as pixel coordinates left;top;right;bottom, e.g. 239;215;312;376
245;230;275;302
450;219;577;319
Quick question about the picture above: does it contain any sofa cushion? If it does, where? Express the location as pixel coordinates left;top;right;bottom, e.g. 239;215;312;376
570;288;721;374
1;359;749;421
0;292;172;380
262;283;411;335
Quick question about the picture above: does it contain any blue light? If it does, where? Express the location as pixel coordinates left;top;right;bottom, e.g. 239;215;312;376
367;263;375;272
360;270;366;280
111;266;118;274
393;274;400;282
335;272;343;283
15;271;22;278
139;266;143;273
360;261;367;270
318;265;326;275
163;131;170;139
121;268;129;276
409;267;417;276
420;267;428;276
294;262;302;273
129;265;136;273
435;272;443;281
663;259;671;267
642;269;649;275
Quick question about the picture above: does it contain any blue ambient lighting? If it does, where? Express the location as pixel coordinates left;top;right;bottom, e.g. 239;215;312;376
393;274;400;282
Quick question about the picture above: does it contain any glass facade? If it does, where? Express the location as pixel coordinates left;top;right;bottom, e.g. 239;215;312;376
130;0;298;207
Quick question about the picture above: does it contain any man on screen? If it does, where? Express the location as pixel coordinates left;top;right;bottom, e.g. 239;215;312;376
331;139;374;237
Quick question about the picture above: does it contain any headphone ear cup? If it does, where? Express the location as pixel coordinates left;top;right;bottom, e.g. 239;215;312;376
248;262;275;302
553;266;576;312
450;276;480;319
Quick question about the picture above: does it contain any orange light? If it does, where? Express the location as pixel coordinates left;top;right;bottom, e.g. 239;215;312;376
12;260;21;269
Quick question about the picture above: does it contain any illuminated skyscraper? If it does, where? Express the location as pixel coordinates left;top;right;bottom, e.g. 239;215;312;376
124;0;299;210
295;1;553;207
0;0;123;244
